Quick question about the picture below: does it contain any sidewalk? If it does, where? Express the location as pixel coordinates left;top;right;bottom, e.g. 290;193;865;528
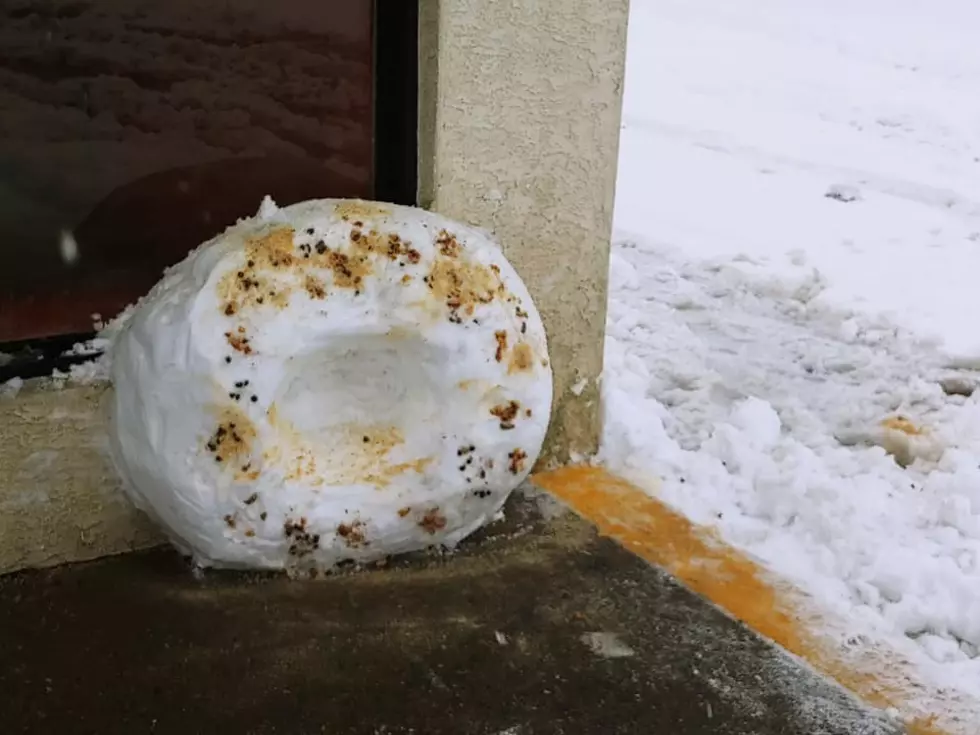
0;487;900;735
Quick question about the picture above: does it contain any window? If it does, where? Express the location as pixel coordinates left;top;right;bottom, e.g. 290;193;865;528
0;0;416;370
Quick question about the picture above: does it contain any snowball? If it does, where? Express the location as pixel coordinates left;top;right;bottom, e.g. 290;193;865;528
108;199;553;571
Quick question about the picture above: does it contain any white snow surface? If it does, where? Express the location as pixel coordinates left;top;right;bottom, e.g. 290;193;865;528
604;0;980;722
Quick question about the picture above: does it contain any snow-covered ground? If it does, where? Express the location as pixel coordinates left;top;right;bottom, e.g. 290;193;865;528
603;0;980;726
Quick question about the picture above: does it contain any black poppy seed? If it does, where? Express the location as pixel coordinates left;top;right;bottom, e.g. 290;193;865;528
521;323;527;334
251;395;258;403
215;456;223;463
306;228;314;235
237;271;244;277
479;469;486;479
260;512;268;521
257;297;264;304
244;493;258;505
234;381;244;388
466;457;473;466
225;356;232;363
363;436;369;443
247;260;254;267
207;442;217;452
458;465;466;472
316;242;327;254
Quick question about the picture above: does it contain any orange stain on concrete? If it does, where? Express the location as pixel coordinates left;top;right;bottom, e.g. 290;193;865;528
531;465;949;735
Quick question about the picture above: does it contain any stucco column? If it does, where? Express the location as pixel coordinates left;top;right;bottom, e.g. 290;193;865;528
417;0;630;466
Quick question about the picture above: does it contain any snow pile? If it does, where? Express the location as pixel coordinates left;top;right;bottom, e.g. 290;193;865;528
603;241;980;692
0;305;135;395
0;376;24;399
109;197;551;571
602;0;980;720
65;305;137;383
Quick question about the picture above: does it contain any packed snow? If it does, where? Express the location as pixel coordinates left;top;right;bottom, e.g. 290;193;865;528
602;0;980;726
110;198;551;571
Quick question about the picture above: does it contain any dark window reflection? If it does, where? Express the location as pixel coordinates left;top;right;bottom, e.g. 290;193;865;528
0;0;373;341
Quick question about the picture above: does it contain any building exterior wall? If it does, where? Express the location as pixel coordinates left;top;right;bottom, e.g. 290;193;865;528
0;383;163;573
0;0;629;574
418;0;629;466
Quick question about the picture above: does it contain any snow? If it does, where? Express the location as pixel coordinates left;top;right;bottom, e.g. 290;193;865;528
110;197;551;572
58;230;79;265
0;376;24;399
615;0;980;362
603;0;980;726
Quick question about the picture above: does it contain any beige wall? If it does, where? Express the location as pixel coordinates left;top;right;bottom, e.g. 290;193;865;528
418;0;629;467
0;0;629;574
0;383;163;573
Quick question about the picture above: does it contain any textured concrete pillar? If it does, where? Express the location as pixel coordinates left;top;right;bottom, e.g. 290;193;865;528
418;0;630;466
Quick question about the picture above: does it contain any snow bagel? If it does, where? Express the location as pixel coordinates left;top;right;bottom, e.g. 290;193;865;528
108;198;553;571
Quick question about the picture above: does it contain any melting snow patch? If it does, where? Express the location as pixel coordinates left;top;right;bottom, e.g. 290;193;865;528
580;631;636;659
1;377;24;399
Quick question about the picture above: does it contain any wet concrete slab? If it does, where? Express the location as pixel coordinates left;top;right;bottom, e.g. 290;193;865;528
0;488;901;735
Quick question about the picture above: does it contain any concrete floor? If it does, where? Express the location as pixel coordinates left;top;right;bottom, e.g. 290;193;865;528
0;489;901;735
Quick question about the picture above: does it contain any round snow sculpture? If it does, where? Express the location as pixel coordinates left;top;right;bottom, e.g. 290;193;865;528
108;198;552;571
